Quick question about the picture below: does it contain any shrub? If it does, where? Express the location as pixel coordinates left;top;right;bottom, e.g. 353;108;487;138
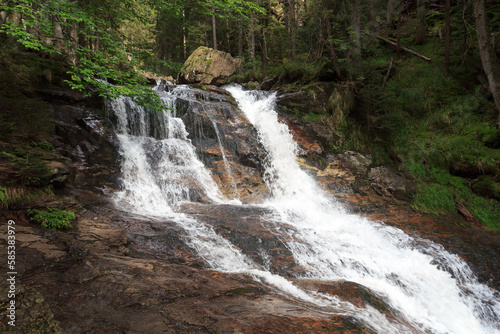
28;208;75;229
0;186;53;209
2;148;51;187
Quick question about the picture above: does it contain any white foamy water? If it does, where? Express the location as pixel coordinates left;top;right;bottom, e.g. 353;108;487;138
225;84;500;334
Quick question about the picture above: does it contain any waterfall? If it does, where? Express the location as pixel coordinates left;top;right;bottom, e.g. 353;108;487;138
106;83;500;334
225;84;500;334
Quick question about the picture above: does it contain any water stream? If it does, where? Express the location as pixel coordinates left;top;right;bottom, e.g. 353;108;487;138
106;84;500;333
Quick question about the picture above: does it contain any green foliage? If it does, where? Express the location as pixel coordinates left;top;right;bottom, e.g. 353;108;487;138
267;58;323;84
27;207;75;229
2;148;51;187
0;185;6;203
0;186;53;209
411;173;500;230
0;0;178;111
412;183;456;214
302;113;324;123
0;39;55;141
31;141;54;151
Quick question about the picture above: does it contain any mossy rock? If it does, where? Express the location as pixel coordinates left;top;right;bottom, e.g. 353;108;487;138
179;47;242;86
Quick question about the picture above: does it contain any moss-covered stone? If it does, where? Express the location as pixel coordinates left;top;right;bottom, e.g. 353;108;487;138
179;47;242;85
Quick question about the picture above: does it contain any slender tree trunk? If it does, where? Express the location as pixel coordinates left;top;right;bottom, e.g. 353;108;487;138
396;9;402;59
238;23;243;57
324;10;342;78
78;22;87;49
248;13;256;71
350;0;361;57
69;21;78;64
415;0;427;45
262;26;268;69
288;0;296;59
212;4;217;50
94;32;99;53
369;0;376;24
474;0;500;127
53;20;64;50
444;0;450;74
387;0;396;26
226;18;230;53
182;10;187;59
0;10;6;27
238;22;243;74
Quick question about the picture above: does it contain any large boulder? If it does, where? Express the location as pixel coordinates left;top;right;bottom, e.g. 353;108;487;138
179;47;241;85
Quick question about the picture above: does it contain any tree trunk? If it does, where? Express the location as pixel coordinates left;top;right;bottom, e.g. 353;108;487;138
396;9;402;59
248;13;256;71
415;0;426;45
289;0;297;59
78;22;87;49
387;0;396;26
350;0;361;57
0;10;8;28
474;0;500;127
369;0;376;24
69;20;78;64
182;10;187;60
53;20;64;50
226;18;230;53
324;10;342;78
373;34;431;61
262;26;268;69
444;0;450;74
238;22;243;74
238;23;243;57
212;4;217;50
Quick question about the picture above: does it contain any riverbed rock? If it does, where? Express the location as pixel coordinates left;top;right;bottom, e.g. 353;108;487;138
52;104;120;193
179;47;242;85
44;160;71;188
279;117;324;156
337;150;373;176
368;166;416;201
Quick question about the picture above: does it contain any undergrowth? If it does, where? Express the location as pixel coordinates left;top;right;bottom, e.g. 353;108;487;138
27;207;75;229
348;28;500;230
0;185;54;209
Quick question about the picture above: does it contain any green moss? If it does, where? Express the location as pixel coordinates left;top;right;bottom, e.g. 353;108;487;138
302;112;324;122
205;58;212;73
412;183;456;214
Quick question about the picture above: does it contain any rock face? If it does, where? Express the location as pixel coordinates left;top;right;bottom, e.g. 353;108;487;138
179;47;242;85
156;84;269;202
368;166;416;201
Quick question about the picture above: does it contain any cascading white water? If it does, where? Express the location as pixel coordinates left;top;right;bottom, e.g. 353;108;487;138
106;85;421;333
106;90;224;213
225;84;500;334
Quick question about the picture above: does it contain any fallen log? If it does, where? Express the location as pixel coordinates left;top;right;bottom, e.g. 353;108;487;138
373;34;431;62
455;200;483;228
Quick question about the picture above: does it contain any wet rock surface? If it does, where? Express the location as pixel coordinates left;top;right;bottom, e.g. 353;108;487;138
157;84;269;202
